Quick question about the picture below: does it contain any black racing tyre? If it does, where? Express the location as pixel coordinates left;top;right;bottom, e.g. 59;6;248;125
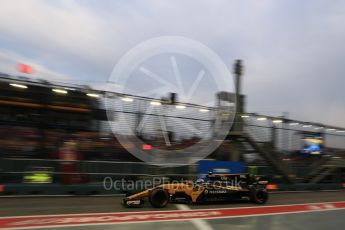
149;189;170;208
250;188;269;204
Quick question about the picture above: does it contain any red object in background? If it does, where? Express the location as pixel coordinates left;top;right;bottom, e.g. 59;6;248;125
266;184;278;190
17;63;33;74
142;144;152;150
59;147;78;184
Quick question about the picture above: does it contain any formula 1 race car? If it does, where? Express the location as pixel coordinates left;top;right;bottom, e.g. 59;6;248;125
123;173;269;208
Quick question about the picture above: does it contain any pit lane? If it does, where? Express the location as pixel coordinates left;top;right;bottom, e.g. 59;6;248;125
0;191;344;229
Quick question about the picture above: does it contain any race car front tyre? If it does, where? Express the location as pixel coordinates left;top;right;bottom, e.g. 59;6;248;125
250;188;268;204
149;189;170;208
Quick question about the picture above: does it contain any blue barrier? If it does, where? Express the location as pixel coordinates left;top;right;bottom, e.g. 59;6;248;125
197;160;245;177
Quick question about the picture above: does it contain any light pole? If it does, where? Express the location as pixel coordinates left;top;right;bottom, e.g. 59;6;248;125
233;59;244;133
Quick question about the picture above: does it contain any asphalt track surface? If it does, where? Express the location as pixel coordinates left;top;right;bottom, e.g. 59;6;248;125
0;191;344;230
1;191;344;217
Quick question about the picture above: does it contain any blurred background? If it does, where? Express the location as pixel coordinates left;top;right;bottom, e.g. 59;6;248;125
0;60;344;192
0;1;344;230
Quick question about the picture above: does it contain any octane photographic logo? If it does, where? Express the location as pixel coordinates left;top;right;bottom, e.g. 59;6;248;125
103;177;243;192
105;36;235;166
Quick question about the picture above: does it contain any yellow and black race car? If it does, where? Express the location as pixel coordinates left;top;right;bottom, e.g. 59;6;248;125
123;173;269;208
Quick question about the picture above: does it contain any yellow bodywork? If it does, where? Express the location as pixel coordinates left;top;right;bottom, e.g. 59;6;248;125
125;174;267;206
127;182;205;203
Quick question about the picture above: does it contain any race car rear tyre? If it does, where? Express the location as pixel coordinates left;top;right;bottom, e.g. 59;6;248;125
250;188;268;204
149;189;170;208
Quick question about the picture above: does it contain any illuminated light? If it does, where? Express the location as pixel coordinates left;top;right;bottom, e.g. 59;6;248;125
289;123;299;126
121;97;133;102
257;117;267;121
17;63;33;74
52;89;68;94
272;119;283;123
266;184;278;190
241;115;249;118
10;83;28;89
332;156;341;159
310;151;321;155
326;129;336;131
199;109;209;112
336;130;345;133
302;125;312;128
86;93;100;98
150;101;161;106
314;127;323;130
176;105;186;109
142;144;152;150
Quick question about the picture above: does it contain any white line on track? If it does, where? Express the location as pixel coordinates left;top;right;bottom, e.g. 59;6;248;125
1;200;345;219
175;204;214;230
